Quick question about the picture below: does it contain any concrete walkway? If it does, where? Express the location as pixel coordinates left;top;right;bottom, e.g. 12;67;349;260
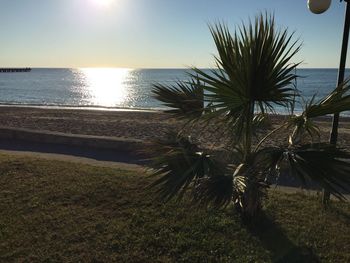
0;126;147;172
0;148;145;172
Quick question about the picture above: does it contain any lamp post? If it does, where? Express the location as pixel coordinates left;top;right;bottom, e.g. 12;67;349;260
308;0;350;205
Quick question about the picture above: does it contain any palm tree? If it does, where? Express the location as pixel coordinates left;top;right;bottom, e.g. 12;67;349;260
149;13;350;221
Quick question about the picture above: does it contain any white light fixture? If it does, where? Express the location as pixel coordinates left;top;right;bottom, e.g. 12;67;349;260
308;0;332;14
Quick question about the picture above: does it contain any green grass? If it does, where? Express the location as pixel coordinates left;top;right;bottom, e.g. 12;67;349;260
0;154;349;262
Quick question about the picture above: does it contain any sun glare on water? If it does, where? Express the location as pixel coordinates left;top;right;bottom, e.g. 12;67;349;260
80;68;131;107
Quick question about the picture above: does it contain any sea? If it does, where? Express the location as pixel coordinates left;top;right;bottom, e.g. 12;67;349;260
0;68;349;115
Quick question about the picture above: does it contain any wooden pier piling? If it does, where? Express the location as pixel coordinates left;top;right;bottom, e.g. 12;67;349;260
0;68;31;73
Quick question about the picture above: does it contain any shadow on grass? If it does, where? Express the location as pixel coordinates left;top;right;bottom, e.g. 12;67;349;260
246;212;320;263
330;205;350;221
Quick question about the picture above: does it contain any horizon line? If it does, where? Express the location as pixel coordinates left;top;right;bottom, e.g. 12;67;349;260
0;66;348;70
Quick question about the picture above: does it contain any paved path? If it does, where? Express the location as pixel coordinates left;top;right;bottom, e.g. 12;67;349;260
0;138;146;163
0;148;145;172
0;138;147;172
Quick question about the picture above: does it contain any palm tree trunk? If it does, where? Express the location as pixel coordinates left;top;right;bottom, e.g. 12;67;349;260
244;102;255;160
240;102;267;221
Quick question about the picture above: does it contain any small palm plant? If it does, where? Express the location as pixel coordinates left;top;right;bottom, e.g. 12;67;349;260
149;14;350;221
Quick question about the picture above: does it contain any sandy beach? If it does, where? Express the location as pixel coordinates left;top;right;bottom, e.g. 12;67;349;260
0;106;350;151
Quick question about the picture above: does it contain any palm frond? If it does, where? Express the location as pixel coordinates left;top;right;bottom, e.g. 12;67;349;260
304;79;350;118
252;113;271;133
192;174;234;208
205;14;299;106
152;78;204;119
148;134;226;202
231;162;270;216
252;147;285;174
287;114;320;145
252;144;350;199
287;80;350;144
285;143;350;199
186;14;300;140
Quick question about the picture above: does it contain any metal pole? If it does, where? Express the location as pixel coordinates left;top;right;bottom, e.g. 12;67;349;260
323;0;350;205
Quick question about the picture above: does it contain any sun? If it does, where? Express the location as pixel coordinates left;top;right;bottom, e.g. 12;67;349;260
91;0;115;8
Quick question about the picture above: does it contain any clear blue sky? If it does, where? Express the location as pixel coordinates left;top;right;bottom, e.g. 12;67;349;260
0;0;348;68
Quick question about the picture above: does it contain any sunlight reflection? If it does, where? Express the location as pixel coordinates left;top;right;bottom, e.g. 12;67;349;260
90;0;115;8
80;68;131;107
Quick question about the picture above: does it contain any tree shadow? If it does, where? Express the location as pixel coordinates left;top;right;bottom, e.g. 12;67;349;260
329;205;350;222
245;212;320;263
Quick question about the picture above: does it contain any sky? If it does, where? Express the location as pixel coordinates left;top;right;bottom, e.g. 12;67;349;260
0;0;348;68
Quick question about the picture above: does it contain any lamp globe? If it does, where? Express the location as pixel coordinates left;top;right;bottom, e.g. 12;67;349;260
308;0;332;14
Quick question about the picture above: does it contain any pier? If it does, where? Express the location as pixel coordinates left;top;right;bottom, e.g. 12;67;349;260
0;68;31;73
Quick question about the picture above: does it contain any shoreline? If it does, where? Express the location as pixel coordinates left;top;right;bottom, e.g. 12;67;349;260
0;103;163;113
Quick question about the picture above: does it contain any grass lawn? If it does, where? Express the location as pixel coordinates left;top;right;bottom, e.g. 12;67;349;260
0;154;349;262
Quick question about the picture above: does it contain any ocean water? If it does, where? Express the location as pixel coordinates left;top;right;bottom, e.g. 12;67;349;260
0;68;349;114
